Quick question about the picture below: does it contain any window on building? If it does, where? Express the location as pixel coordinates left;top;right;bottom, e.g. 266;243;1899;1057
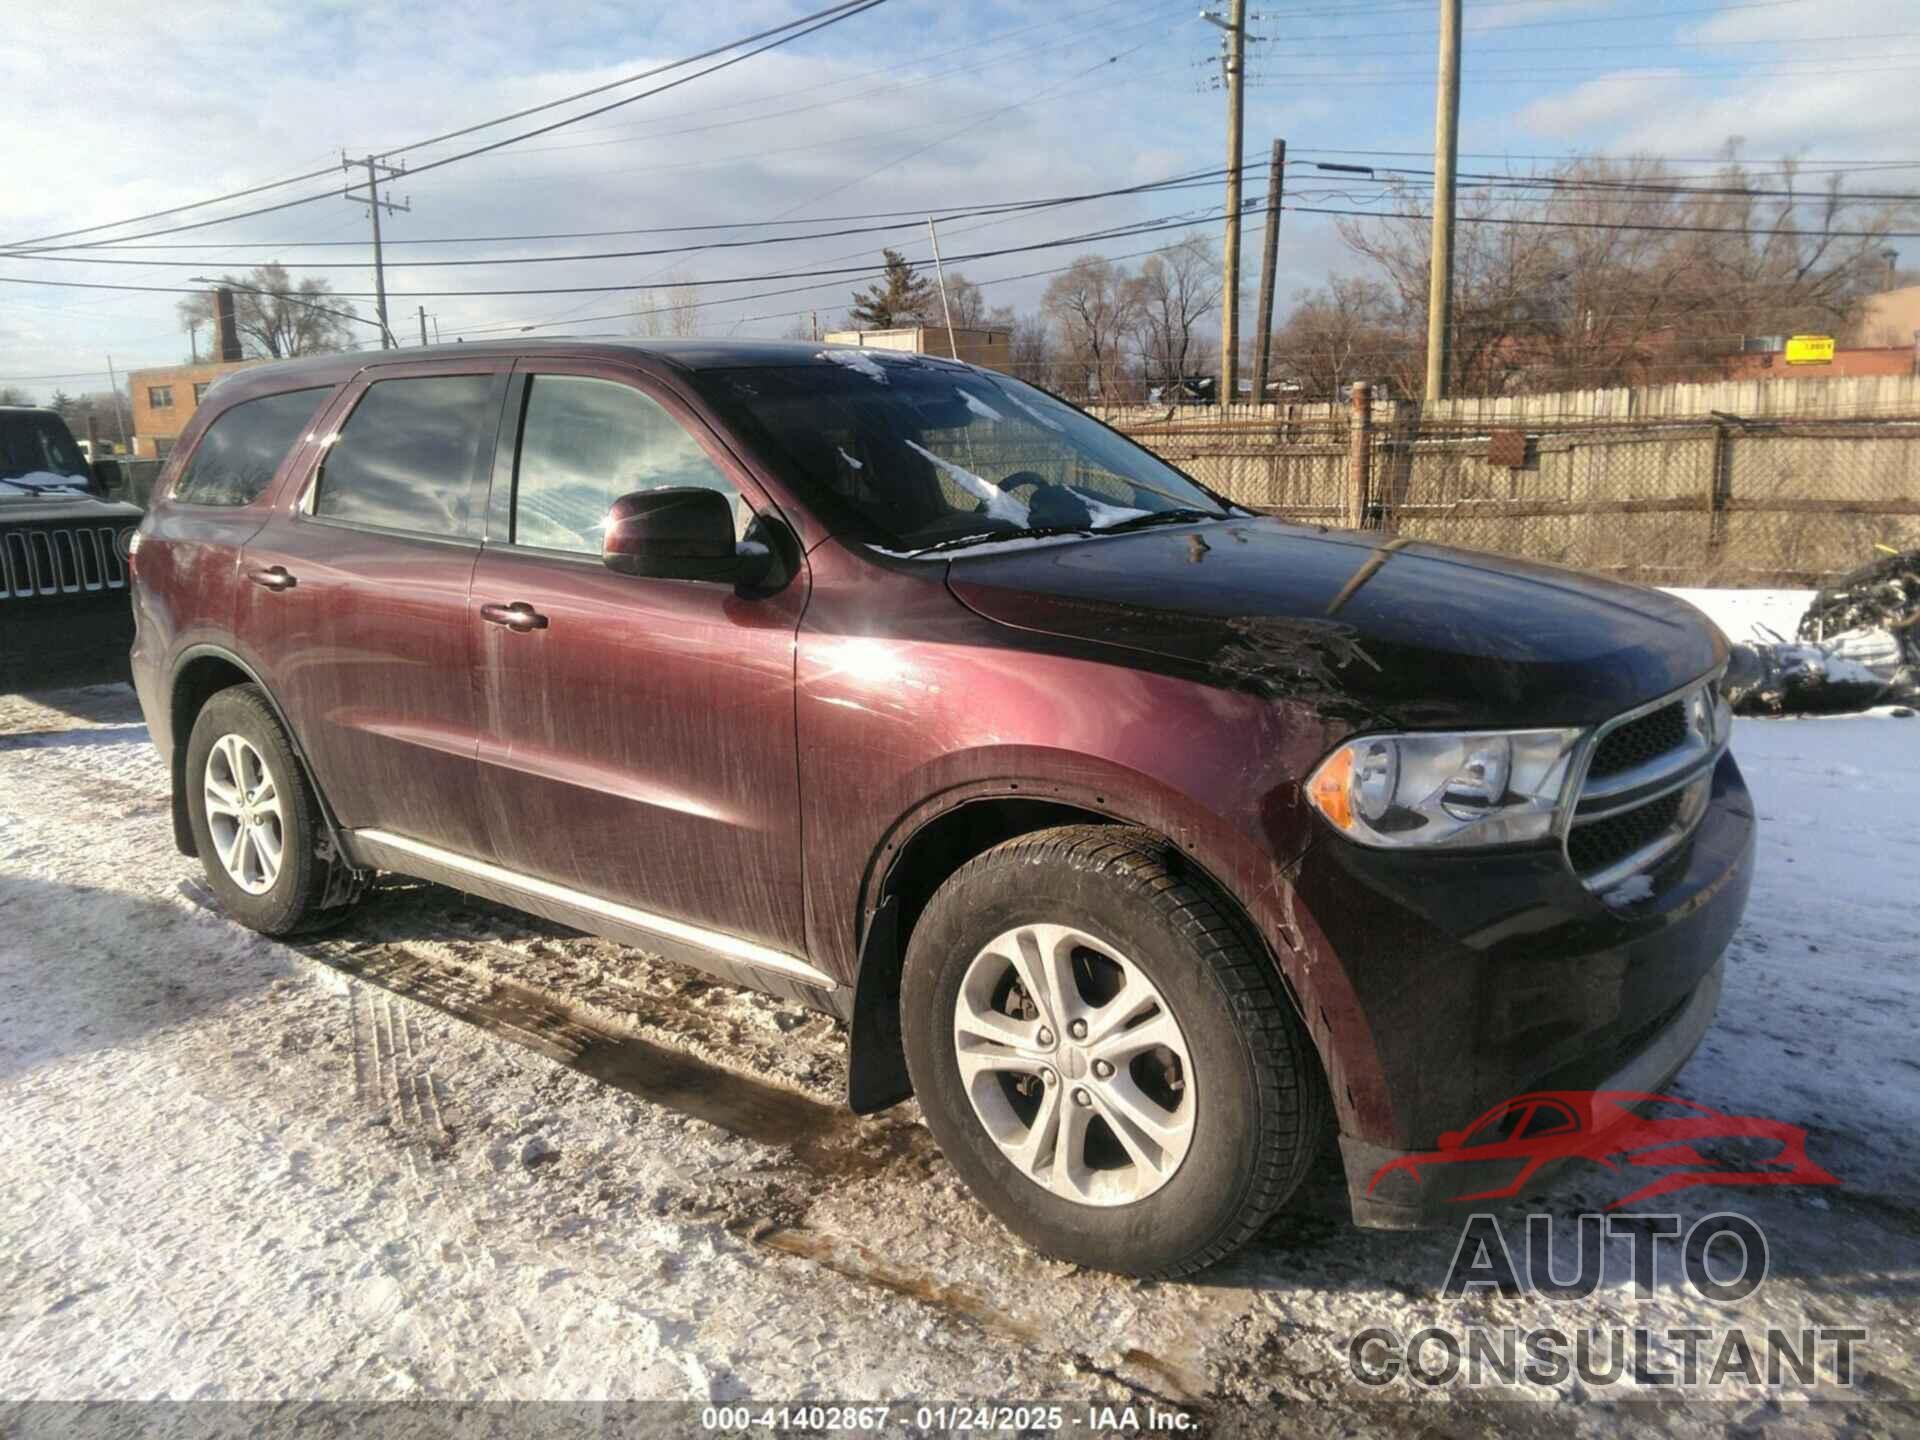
148;386;174;409
193;382;211;405
311;374;493;538
512;374;744;555
173;387;330;507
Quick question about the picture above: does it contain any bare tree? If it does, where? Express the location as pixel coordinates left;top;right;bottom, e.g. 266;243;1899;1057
1006;311;1057;388
1271;277;1405;399
935;272;1013;331
1333;148;1919;395
632;269;701;338
175;264;360;358
1042;256;1141;402
1128;233;1221;392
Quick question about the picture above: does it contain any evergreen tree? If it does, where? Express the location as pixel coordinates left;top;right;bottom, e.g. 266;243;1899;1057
848;249;935;329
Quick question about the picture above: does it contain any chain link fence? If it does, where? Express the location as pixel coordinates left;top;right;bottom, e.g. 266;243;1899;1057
1097;398;1920;586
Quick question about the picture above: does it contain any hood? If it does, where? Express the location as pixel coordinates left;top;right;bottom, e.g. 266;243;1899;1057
943;518;1724;729
0;482;142;524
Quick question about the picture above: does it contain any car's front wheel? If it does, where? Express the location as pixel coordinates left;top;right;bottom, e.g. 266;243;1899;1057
900;825;1326;1278
185;684;349;936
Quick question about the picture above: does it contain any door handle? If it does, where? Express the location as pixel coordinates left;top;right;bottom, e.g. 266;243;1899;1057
248;566;296;591
480;601;549;632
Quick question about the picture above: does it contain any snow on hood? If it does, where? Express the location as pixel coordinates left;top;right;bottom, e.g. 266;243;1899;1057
0;471;94;502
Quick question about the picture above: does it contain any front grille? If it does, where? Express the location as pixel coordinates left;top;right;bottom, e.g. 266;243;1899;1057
1568;789;1682;874
1567;679;1722;890
1588;700;1687;779
0;525;128;601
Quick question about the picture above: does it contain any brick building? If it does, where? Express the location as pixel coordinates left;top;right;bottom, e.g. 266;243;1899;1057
1721;344;1917;381
127;358;263;458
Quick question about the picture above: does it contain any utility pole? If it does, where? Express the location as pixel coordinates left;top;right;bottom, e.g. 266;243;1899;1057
926;216;960;360
188;321;200;364
419;306;429;347
342;153;410;350
1425;0;1462;402
104;355;130;456
1203;0;1249;407
1250;138;1286;404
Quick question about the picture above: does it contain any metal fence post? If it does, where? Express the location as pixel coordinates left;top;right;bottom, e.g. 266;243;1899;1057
1706;411;1739;555
1346;382;1373;528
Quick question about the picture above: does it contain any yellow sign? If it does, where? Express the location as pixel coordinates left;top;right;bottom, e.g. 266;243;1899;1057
1784;335;1835;365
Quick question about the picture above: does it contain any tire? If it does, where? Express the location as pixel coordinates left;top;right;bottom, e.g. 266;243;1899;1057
184;684;350;936
900;825;1327;1278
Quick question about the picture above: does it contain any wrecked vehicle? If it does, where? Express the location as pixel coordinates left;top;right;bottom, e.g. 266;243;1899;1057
127;341;1753;1277
1720;549;1920;716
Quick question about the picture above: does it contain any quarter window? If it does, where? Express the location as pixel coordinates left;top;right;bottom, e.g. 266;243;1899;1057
173;387;329;507
512;374;743;555
313;374;494;538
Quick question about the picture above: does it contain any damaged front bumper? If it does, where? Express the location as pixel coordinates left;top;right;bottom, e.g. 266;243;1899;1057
1343;956;1725;1228
1297;750;1755;1230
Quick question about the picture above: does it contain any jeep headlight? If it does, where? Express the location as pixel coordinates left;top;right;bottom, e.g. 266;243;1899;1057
1306;729;1583;849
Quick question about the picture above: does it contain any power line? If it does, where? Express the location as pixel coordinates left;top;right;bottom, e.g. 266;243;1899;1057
0;174;1231;272
0;202;1270;308
3;0;890;254
478;0;1187;162
1284;203;1920;241
32;173;1233;253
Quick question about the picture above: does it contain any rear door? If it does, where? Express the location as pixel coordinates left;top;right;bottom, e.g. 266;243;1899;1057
467;357;811;957
237;359;507;857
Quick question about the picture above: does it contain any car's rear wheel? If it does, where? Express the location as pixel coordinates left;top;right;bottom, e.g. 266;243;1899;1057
185;685;350;936
900;825;1326;1278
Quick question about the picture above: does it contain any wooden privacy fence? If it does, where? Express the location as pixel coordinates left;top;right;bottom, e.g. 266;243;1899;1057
1100;391;1920;585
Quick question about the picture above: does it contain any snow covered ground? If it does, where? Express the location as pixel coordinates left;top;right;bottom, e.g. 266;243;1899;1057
1665;588;1817;646
1;655;1916;1432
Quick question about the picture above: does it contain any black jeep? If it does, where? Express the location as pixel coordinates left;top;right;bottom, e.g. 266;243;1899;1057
0;406;143;683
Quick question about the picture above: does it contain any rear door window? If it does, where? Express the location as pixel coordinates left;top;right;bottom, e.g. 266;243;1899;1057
174;387;330;507
312;375;495;538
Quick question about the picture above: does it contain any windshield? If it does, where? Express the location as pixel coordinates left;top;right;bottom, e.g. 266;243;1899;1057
0;412;93;489
690;355;1230;554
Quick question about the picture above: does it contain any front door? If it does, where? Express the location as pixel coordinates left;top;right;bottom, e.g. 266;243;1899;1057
468;359;810;959
238;360;506;857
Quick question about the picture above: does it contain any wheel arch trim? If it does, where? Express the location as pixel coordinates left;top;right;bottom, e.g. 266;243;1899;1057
844;777;1326;1116
167;642;360;877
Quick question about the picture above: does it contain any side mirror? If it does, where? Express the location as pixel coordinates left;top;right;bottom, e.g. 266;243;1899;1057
1437;1130;1464;1150
603;486;764;584
91;458;123;499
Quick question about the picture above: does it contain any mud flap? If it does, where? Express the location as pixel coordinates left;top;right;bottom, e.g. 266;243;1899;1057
846;896;912;1115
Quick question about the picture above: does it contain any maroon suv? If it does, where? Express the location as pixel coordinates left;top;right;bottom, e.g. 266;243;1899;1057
129;340;1753;1276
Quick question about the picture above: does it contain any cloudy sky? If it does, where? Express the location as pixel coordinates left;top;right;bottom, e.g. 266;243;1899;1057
2;0;1914;399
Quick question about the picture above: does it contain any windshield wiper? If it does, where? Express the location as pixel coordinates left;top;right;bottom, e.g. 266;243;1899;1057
907;523;1094;556
1093;507;1224;534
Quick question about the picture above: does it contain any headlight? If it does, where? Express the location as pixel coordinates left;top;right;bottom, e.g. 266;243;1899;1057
1306;728;1583;849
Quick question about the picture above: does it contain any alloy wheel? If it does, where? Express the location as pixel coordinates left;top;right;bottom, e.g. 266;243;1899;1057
952;922;1197;1206
203;733;284;895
